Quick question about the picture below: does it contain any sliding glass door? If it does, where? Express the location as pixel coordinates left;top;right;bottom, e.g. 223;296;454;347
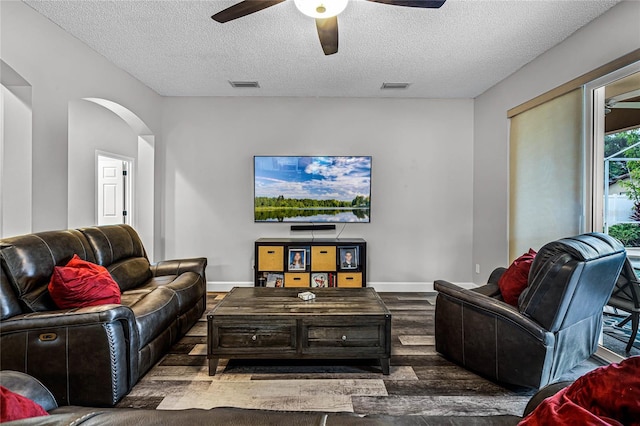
586;64;640;361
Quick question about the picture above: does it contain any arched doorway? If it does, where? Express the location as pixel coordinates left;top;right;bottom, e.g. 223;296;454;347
68;98;155;260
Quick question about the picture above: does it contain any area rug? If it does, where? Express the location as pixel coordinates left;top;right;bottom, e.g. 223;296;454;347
116;292;603;417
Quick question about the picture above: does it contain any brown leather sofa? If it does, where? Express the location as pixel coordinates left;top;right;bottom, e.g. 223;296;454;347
0;225;207;407
1;370;563;425
434;232;626;389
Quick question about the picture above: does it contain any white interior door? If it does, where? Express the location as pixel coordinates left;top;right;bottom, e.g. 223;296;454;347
98;155;125;225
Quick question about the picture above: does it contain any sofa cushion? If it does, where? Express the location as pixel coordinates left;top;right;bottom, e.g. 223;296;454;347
519;356;640;426
107;257;152;292
0;230;96;312
498;249;536;306
0;385;49;422
48;255;121;309
80;225;147;268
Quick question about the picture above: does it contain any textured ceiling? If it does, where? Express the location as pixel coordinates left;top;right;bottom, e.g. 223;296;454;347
24;0;622;98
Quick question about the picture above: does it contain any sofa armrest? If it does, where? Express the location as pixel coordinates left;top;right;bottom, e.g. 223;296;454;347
434;280;549;342
0;370;58;412
435;280;555;388
151;257;207;281
471;283;501;298
0;305;139;406
1;305;136;331
487;267;507;285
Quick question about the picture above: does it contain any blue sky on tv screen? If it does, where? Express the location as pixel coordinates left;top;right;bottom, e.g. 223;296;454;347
255;156;371;202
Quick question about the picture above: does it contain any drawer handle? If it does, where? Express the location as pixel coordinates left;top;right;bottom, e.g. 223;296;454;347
251;335;257;341
267;250;275;254
320;250;328;254
346;277;354;280
293;277;301;281
39;333;57;342
342;335;347;341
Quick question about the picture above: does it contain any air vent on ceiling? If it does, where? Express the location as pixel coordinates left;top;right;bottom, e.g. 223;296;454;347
229;81;260;88
381;82;411;90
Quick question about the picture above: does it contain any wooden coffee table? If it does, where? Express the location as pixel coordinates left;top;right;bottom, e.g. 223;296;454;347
207;287;391;375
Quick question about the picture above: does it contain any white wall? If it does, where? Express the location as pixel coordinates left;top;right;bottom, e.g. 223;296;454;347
5;0;637;290
0;1;162;232
161;97;474;288
0;84;32;237
472;0;640;283
67;100;138;228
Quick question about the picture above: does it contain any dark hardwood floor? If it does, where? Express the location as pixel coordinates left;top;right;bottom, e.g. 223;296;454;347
116;292;603;417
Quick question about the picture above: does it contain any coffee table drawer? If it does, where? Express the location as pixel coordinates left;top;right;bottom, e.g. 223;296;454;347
301;316;389;357
210;321;296;352
306;325;382;347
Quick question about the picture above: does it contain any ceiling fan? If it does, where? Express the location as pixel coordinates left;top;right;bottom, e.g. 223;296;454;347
211;0;446;55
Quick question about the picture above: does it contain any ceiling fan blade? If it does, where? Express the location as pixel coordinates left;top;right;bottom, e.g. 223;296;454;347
316;17;338;56
212;0;286;23
610;102;640;109
365;0;446;8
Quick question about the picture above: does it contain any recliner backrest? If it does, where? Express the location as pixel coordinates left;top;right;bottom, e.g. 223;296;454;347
0;230;96;312
80;224;147;266
80;224;152;291
519;233;626;332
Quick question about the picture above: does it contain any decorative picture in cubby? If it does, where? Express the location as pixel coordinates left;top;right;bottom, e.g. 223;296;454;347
266;273;284;287
311;273;328;288
339;247;358;270
288;249;306;271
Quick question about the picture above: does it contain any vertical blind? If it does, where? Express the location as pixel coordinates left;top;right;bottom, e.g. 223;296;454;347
509;88;584;261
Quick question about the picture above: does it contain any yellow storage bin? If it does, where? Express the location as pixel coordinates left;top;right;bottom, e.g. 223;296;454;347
337;273;363;288
284;273;310;287
258;246;284;271
311;246;337;271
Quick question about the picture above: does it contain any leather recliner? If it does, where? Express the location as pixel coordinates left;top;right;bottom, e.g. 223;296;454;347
0;225;207;406
434;233;626;389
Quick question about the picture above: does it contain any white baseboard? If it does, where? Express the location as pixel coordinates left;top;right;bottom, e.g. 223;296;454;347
206;281;478;293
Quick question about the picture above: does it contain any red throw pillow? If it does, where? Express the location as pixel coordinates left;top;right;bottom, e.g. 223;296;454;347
498;249;537;306
48;254;121;309
519;356;640;426
0;386;49;422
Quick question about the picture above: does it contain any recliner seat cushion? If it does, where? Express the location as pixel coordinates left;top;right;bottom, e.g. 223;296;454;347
149;272;205;315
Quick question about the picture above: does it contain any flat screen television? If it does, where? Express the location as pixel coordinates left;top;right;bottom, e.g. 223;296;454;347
254;156;371;223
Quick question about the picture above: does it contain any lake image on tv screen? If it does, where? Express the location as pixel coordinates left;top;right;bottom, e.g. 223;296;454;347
254;156;371;223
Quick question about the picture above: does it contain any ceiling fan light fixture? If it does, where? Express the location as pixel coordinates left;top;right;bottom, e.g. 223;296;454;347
294;0;348;18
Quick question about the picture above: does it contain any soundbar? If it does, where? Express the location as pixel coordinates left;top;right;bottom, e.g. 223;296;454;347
291;224;336;231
